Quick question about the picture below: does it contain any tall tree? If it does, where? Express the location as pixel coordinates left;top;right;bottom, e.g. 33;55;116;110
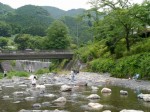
46;20;70;49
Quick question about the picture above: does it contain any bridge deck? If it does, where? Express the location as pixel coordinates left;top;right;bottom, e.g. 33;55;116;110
0;50;74;60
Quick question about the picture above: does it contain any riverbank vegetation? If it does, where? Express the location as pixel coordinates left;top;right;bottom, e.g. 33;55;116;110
76;0;150;79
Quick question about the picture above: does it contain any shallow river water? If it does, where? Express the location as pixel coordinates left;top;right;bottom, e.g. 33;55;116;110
0;84;150;112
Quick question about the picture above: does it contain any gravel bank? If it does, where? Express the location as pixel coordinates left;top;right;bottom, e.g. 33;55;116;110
73;72;150;91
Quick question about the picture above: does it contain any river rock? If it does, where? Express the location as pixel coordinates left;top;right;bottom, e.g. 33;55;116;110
33;103;41;108
18;109;32;112
44;94;56;98
3;95;10;100
143;95;150;102
75;81;87;86
36;85;46;89
53;97;67;103
25;97;35;101
13;91;24;96
91;86;99;90
42;102;50;107
120;90;128;95
0;86;2;91
60;85;72;92
19;84;27;88
88;102;103;109
103;110;111;112
137;93;150;100
101;87;111;93
87;94;100;99
120;109;144;112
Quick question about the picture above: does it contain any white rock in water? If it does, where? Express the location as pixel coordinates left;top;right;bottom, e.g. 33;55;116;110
3;95;10;100
87;94;100;99
91;86;99;90
120;109;144;112
25;97;35;101
101;87;111;93
88;102;103;109
60;85;72;92
13;91;24;96
36;85;45;89
53;97;67;103
120;90;128;95
103;110;111;112
44;94;56;98
143;95;150;102
19;84;27;88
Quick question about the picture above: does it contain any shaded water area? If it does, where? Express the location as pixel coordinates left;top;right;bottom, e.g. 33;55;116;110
0;83;150;112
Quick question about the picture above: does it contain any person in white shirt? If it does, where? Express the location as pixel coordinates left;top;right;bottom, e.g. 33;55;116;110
28;75;37;87
3;70;7;77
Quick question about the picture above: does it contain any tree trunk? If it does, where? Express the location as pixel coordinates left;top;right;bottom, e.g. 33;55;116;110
125;31;130;51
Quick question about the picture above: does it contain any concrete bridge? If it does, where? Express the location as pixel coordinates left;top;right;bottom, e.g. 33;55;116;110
0;50;74;60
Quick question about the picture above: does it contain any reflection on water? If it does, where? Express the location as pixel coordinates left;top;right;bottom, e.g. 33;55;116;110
0;85;150;112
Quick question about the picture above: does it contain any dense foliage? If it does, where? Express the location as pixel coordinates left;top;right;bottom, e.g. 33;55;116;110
46;20;70;49
77;0;150;79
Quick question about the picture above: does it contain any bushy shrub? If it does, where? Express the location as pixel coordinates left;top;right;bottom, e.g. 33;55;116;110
88;53;150;79
88;58;115;73
111;53;150;78
7;71;29;78
35;68;49;75
77;40;109;63
124;38;150;56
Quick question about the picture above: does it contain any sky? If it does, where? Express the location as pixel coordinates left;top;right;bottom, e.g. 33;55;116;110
0;0;144;11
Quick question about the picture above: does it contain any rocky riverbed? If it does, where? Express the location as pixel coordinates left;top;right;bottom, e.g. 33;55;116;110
0;72;150;112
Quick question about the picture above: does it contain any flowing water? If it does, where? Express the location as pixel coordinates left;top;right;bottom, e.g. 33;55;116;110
0;84;150;112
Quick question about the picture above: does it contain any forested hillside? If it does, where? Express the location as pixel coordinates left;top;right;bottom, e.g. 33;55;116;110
0;2;90;42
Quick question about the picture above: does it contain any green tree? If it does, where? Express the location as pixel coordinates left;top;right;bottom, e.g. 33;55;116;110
0;37;8;48
46;20;70;49
14;34;30;50
88;0;146;51
0;21;12;37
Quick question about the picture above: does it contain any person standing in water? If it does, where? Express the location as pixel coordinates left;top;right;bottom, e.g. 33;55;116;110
28;75;37;87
